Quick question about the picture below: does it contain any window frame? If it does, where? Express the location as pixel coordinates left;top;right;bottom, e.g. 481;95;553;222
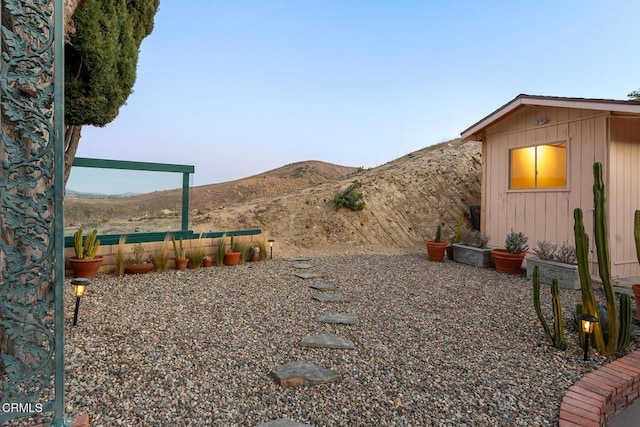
508;141;568;191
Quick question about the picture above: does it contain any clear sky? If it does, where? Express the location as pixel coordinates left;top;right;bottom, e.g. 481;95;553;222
68;0;640;194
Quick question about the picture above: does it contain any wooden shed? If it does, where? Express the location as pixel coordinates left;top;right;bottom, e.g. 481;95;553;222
461;94;640;279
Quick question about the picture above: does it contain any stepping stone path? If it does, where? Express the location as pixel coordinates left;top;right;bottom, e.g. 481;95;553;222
271;361;341;387
316;314;360;325
294;272;323;279
309;283;336;291
300;333;355;350
271;260;360;398
292;263;313;269
256;419;313;427
312;293;350;303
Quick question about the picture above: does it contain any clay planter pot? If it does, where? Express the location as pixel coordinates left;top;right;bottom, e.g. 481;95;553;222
124;263;154;275
632;285;640;319
203;257;213;268
445;245;454;261
425;241;448;262
68;256;104;279
492;249;526;274
175;258;188;271
223;251;241;266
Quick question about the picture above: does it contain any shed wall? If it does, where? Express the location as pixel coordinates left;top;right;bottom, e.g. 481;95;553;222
483;105;608;274
609;117;640;278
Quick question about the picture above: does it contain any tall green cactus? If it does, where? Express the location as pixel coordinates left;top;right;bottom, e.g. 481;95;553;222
573;162;630;356
73;227;85;259
84;229;100;259
618;294;631;351
532;265;567;350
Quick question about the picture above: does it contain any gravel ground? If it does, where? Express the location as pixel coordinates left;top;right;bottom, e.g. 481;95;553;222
12;249;640;426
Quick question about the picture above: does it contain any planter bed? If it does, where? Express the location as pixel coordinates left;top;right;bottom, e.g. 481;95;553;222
525;256;580;290
452;244;494;268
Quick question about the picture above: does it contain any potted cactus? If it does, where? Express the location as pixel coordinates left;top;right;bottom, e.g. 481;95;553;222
124;243;154;274
68;227;104;279
172;236;188;270
223;235;242;266
425;225;448;262
492;230;528;274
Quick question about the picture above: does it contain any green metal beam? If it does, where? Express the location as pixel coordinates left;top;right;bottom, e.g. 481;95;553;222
72;157;194;173
64;229;263;247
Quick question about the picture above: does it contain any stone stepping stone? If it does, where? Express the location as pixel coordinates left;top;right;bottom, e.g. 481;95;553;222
295;272;323;279
271;361;341;387
292;263;313;269
284;257;312;262
316;314;360;325
256;419;313;427
312;293;350;303
309;283;336;291
300;333;355;350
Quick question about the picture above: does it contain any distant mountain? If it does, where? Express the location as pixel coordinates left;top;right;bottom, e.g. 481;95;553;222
66;189;138;199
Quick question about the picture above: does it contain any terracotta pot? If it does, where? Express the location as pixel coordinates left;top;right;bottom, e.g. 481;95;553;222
632;285;640;319
445;245;454;261
250;255;260;262
492;248;526;274
203;257;213;268
175;258;188;270
124;263;154;275
223;251;241;266
425;241;448;262
68;256;104;279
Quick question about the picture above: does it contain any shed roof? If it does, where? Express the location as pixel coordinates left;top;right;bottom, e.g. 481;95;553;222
461;94;640;141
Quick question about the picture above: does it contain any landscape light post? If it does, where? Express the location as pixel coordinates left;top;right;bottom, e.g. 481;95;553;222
579;314;598;361
71;278;91;326
268;239;275;260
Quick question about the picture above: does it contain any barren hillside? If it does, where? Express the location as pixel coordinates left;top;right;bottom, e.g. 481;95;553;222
191;139;482;254
66;139;482;254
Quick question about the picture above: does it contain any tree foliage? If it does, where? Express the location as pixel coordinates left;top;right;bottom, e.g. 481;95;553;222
628;89;640;101
65;0;160;127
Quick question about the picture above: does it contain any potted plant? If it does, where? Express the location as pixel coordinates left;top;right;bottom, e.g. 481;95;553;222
526;241;579;289
203;255;213;268
223;235;242;266
124;243;154;274
425;225;448;262
452;229;493;268
151;234;171;273
186;233;205;268
492;230;528;274
249;246;260;262
68;227;103;279
172;236;188;270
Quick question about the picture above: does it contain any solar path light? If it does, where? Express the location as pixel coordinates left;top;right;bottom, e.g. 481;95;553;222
579;314;598;361
71;278;91;326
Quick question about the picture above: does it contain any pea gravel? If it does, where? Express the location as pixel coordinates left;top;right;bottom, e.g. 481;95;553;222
15;249;640;426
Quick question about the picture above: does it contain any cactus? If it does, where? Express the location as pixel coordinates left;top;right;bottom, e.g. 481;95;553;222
84;229;100;259
618;294;631;351
453;213;464;244
573;162;630;356
533;265;567;350
73;227;100;259
435;225;442;243
73;227;84;259
171;235;179;258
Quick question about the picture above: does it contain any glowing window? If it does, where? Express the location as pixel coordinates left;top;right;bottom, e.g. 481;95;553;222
509;142;567;189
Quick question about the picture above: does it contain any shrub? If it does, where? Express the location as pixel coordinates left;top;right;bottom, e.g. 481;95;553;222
533;240;576;265
505;230;528;254
333;180;365;211
460;229;490;248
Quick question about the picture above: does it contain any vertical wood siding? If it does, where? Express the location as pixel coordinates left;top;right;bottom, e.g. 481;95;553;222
609;118;640;278
483;106;609;275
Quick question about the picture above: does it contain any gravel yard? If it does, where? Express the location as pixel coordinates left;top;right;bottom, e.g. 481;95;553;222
18;249;640;426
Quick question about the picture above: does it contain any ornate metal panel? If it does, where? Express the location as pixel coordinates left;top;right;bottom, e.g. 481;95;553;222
0;0;67;425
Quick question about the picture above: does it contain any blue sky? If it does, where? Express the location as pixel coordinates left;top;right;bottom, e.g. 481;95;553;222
68;0;640;194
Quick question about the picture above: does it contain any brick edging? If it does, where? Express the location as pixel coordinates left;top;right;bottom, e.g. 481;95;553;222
559;349;640;426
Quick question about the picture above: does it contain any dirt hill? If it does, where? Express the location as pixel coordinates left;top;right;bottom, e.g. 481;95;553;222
191;138;482;254
66;139;482;255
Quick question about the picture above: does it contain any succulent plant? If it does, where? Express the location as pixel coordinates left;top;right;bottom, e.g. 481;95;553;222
505;230;528;254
